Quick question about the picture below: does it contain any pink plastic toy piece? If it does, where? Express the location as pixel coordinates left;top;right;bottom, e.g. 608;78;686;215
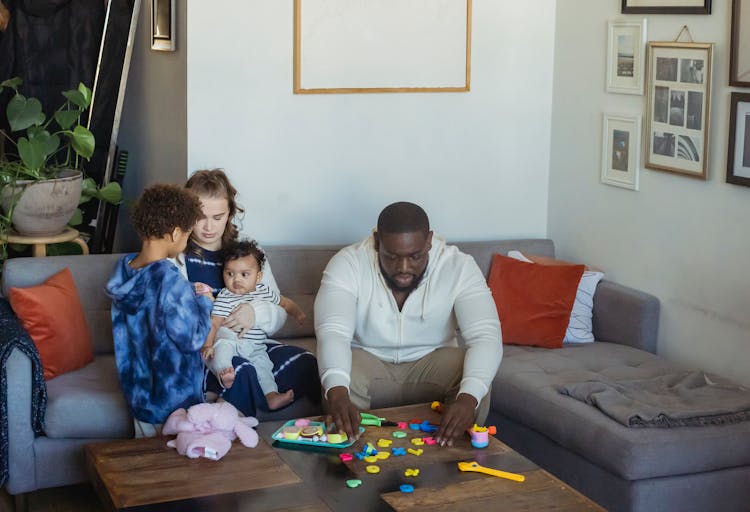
470;430;489;448
468;424;494;449
422;437;436;445
294;418;311;427
339;453;354;462
397;421;408;429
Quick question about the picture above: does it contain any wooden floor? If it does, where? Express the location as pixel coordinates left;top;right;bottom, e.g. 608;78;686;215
0;484;104;512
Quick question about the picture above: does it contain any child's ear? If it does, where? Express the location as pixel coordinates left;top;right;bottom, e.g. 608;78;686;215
256;270;264;283
170;227;181;242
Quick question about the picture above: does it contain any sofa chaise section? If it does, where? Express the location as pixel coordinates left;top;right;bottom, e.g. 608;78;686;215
489;296;750;512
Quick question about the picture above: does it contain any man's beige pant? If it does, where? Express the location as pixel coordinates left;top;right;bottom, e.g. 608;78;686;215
344;346;491;425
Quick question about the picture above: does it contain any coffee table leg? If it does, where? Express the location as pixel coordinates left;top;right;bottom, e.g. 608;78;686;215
14;493;28;512
85;451;119;512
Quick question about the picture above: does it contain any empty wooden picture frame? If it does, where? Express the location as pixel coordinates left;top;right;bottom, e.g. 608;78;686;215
293;0;472;93
151;0;175;51
730;0;750;87
727;93;750;187
645;41;713;179
607;19;647;95
602;113;641;190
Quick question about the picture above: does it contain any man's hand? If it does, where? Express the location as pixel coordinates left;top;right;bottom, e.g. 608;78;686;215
325;386;362;442
434;393;478;447
223;302;256;339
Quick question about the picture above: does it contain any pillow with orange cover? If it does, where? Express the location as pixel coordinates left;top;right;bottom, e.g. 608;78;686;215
508;250;605;343
9;268;94;379
487;254;584;348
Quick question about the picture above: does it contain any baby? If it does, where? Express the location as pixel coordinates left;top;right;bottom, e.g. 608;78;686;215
200;240;305;410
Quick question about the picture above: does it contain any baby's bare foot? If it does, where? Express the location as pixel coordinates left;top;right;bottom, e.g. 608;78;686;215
266;389;295;410
219;368;235;388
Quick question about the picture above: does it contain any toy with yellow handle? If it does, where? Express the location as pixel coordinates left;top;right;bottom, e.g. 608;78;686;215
457;461;526;482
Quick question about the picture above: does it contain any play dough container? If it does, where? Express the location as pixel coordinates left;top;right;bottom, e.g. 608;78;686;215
271;420;364;449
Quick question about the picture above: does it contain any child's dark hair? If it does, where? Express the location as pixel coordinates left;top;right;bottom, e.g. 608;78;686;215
131;184;203;240
223;239;266;270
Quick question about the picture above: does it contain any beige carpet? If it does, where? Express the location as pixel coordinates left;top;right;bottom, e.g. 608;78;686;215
0;484;103;512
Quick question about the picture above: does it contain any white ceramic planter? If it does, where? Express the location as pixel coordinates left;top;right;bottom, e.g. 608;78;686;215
0;169;83;236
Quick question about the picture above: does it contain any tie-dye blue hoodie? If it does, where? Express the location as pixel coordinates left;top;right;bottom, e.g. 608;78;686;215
106;254;213;424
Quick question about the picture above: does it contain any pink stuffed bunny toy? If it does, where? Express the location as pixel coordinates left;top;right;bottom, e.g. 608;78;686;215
163;401;259;460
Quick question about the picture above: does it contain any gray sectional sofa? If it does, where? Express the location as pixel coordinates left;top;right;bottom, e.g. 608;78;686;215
2;239;750;512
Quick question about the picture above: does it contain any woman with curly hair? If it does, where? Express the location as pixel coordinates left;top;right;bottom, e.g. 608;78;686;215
183;169;320;417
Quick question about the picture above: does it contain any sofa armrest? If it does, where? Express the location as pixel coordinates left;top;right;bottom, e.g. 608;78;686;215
592;280;660;354
4;348;38;494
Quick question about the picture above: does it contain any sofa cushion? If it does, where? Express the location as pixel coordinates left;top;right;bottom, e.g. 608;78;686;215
9;268;94;380
492;343;750;480
507;250;605;344
2;254;121;355
274;294;315;339
44;355;133;439
488;254;583;348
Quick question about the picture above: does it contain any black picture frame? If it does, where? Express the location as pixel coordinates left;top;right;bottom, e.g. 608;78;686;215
726;93;750;187
621;0;711;14
730;0;750;87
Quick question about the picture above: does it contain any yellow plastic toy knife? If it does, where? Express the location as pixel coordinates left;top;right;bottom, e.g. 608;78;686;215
457;461;526;482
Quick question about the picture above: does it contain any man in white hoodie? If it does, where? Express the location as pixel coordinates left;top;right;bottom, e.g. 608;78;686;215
314;202;502;446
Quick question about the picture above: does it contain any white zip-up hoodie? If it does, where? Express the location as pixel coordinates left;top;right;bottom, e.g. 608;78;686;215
314;234;502;404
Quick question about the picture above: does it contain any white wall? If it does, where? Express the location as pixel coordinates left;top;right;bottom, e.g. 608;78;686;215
549;0;750;385
186;0;556;245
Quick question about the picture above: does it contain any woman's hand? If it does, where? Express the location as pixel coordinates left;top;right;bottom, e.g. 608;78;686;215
222;302;256;338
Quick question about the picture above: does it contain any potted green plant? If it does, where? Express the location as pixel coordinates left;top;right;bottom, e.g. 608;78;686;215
0;76;121;259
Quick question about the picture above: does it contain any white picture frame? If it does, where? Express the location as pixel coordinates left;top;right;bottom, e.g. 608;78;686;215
606;19;647;95
602;113;641;190
151;0;175;52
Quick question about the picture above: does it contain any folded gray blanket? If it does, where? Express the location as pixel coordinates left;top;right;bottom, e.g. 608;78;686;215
559;371;750;427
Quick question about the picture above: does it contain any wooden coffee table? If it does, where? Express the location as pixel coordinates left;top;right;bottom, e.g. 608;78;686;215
85;434;318;511
86;403;603;511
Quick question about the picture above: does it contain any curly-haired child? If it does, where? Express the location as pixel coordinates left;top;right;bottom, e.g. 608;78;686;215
106;184;213;437
200;239;305;410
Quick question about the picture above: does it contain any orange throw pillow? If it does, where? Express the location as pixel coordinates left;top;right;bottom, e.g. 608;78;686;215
9;268;94;380
488;254;584;348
